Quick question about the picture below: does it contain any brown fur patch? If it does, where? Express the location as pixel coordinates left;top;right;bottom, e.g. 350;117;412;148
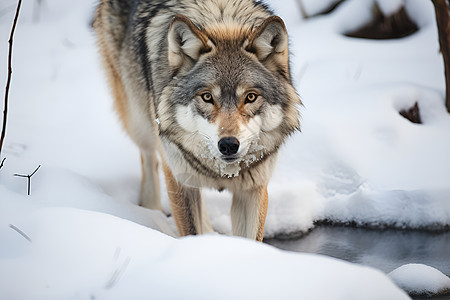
162;161;190;235
205;23;252;48
236;89;262;121
245;16;290;80
216;111;242;137
109;66;131;132
246;16;286;52
162;160;206;236
256;186;268;242
206;104;220;123
94;3;131;133
140;152;145;182
172;15;212;48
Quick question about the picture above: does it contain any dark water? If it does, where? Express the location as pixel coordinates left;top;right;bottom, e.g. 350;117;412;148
265;226;450;299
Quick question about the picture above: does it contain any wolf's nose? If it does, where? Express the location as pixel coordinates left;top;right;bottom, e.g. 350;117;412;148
218;137;240;156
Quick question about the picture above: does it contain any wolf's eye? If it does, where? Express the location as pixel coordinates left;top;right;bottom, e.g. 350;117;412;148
201;92;214;104
245;93;258;104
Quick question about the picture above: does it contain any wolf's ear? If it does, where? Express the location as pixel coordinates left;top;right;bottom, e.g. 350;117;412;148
168;15;212;69
246;16;289;78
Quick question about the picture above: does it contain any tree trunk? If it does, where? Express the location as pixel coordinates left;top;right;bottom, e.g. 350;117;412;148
432;0;450;113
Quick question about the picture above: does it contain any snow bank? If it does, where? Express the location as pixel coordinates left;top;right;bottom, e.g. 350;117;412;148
0;205;409;300
267;0;449;235
0;166;177;237
389;264;450;297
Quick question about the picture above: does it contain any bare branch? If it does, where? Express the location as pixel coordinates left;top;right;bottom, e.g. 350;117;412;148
30;164;41;177
14;165;41;195
0;157;5;170
1;0;23;159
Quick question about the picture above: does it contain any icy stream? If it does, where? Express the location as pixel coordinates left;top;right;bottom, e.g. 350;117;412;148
266;225;450;299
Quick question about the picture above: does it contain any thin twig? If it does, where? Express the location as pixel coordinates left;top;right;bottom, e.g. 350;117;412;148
1;0;23;159
9;224;32;242
14;165;41;195
0;157;5;169
29;164;41;177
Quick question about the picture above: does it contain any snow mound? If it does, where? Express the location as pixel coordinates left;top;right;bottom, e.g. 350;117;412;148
0;207;409;300
389;264;450;297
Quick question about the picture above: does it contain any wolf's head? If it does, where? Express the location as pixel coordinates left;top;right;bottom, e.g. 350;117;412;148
159;15;300;177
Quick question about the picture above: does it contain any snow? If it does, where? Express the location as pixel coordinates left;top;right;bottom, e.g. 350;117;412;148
266;0;450;235
0;207;409;300
376;0;404;16
0;0;449;298
389;264;450;296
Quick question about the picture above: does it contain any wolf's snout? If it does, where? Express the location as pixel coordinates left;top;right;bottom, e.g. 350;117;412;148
218;137;240;156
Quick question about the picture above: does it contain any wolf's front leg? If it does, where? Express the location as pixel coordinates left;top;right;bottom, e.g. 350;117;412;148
231;186;269;241
139;151;162;210
162;162;212;236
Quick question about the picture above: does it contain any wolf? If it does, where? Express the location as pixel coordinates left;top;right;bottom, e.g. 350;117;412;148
93;0;301;241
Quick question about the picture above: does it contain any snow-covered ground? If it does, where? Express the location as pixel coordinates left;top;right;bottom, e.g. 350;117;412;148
0;0;449;298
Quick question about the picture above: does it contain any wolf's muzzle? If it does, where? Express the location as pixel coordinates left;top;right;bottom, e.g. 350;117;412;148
218;137;240;156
